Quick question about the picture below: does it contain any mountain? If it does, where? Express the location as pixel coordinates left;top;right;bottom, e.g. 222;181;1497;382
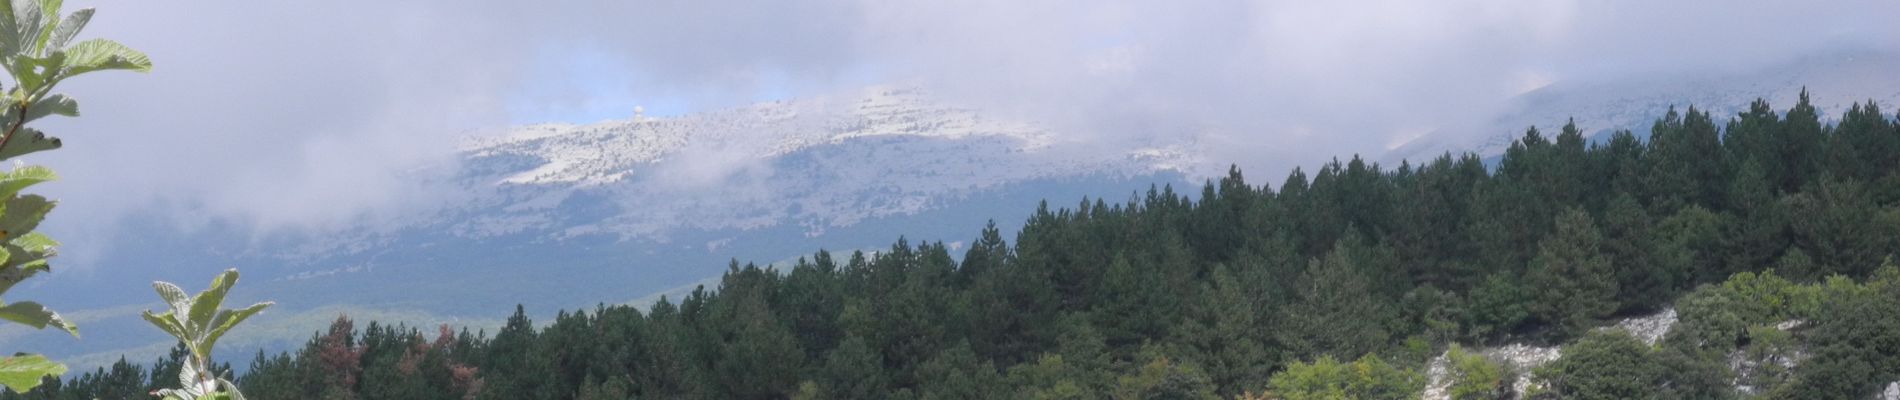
446;85;1189;241
5;86;1199;370
1385;50;1900;165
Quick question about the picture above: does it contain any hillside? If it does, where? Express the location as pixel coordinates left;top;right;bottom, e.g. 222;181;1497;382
13;92;1900;399
6;86;1196;373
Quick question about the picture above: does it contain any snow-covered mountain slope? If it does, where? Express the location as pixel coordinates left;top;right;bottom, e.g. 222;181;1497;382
1385;50;1900;165
438;85;1193;242
12;85;1205;372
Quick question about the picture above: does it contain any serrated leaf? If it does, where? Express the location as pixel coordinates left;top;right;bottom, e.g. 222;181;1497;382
21;93;74;122
0;0;21;58
221;379;246;400
0;127;62;161
9;231;56;254
0;255;48;294
0;193;53;240
142;310;187;344
8;54;52;92
45;7;83;51
7;0;43;58
187;269;237;333
177;361;198;392
151;281;191;323
201;301;270;357
0;241;54;289
0;300;76;336
0;353;64;393
57;38;148;76
0;164;55;199
30;0;61;54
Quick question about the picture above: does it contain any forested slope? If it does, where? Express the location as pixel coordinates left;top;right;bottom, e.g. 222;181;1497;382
11;92;1900;399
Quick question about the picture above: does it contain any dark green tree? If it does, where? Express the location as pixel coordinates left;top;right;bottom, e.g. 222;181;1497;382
1538;331;1664;400
1524;208;1617;338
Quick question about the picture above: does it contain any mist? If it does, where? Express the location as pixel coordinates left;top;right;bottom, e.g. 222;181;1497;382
29;0;1900;270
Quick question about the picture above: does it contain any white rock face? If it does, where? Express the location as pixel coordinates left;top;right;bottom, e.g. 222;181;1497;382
1426;308;1678;400
1428;350;1451;400
1422;351;1455;400
1879;381;1900;400
1484;344;1563;399
1613;308;1677;346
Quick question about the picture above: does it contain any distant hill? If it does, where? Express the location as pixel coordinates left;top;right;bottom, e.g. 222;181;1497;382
6;86;1195;372
1385;49;1900;165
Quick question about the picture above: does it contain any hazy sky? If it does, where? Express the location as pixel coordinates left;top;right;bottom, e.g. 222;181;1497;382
29;1;1900;267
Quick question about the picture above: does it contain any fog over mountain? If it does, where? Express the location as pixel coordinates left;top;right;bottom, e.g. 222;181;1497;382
25;1;1900;272
6;0;1900;375
1387;50;1900;164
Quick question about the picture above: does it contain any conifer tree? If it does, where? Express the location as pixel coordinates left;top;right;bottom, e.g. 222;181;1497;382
1277;239;1395;359
1525;208;1617;338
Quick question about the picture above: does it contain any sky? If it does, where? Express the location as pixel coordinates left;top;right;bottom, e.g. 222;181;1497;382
26;0;1900;269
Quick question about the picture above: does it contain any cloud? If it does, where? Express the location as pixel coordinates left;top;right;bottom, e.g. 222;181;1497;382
25;0;1900;269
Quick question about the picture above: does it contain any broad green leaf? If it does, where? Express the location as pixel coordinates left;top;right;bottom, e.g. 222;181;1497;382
30;0;61;55
151;281;192;323
0;0;44;59
56;38;148;76
0;241;55;291
21;93;73;122
141;310;188;343
200;301;271;357
0;255;48;294
0;193;52;239
0;353;64;393
0;164;55;199
0;300;76;336
0;127;62;161
43;6;80;51
7;54;54;92
8;231;56;253
220;378;246;400
177;361;198;393
187;269;238;332
0;0;20;58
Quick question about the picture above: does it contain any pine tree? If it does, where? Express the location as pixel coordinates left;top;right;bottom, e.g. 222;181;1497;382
1277;239;1395;360
814;336;886;400
1180;264;1273;396
1601;193;1669;311
1525;208;1618;338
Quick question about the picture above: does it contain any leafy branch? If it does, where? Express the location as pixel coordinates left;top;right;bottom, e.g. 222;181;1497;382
0;0;150;393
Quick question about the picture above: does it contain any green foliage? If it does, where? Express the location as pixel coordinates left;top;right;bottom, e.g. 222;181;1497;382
142;269;273;400
1524;208;1619;339
0;355;62;393
1537;331;1665;400
0;0;148;393
1177;263;1274;396
813;335;885;400
1463;274;1529;341
1444;345;1508;400
1110;347;1219;400
1772;264;1900;399
1277;236;1397;359
914;342;1002;400
11;92;1895;399
1266;354;1422;400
